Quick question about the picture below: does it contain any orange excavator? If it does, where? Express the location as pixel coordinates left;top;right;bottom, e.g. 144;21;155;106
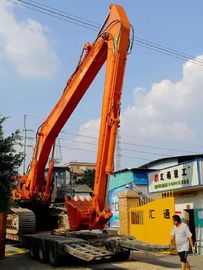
6;5;172;265
11;3;131;233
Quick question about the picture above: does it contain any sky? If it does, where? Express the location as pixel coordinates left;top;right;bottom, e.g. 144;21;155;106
1;0;203;172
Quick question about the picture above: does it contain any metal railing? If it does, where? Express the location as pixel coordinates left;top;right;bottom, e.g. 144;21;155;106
194;239;203;255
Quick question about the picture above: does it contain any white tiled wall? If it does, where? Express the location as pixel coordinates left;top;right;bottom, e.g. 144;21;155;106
175;191;203;209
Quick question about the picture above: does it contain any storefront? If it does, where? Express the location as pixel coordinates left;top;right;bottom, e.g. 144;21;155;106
148;158;203;254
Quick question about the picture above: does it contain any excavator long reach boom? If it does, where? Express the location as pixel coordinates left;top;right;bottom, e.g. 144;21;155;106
13;4;130;231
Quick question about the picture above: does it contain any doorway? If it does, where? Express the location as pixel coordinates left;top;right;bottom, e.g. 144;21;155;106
185;209;196;244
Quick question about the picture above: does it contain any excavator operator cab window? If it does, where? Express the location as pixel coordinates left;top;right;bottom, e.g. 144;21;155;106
53;168;71;187
44;167;70;188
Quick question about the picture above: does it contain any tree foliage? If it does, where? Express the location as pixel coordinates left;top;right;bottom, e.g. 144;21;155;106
76;169;95;189
0;116;24;213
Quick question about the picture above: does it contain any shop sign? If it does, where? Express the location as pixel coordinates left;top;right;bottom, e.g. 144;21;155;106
148;161;199;193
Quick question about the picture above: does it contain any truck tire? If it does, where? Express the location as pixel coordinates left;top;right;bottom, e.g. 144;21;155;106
38;241;47;263
117;250;131;261
113;249;130;261
48;244;60;266
29;240;38;259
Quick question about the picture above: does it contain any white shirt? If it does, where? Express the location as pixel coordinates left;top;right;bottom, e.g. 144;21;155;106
171;223;192;252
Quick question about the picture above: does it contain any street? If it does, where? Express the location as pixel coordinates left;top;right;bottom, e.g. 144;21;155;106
0;245;202;270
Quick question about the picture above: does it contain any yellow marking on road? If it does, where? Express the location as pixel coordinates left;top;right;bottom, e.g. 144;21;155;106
5;246;28;257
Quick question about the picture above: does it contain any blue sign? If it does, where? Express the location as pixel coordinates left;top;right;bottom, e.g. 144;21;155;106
108;183;132;228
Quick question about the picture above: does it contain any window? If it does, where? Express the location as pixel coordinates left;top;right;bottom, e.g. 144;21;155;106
131;211;144;224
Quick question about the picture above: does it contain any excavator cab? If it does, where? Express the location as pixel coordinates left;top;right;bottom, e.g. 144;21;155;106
45;166;71;202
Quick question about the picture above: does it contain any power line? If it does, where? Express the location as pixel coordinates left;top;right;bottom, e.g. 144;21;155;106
28;0;100;26
11;0;99;29
56;144;96;153
121;141;195;154
61;131;199;154
59;137;170;157
24;117;203;149
118;132;203;149
63;124;203;149
24;137;151;163
4;2;203;161
5;0;99;31
136;37;203;65
22;120;200;163
135;39;203;66
5;0;203;66
56;144;150;162
18;116;201;157
22;115;203;150
23;121;202;165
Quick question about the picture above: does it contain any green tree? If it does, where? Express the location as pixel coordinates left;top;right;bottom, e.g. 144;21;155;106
0;116;24;213
77;169;95;189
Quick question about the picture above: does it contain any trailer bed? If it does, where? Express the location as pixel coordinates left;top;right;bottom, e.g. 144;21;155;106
20;231;173;266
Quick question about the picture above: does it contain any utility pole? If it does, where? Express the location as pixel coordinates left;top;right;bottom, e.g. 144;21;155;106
22;114;34;174
23;114;27;174
115;129;121;171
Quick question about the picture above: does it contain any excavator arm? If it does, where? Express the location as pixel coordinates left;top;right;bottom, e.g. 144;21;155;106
13;4;130;230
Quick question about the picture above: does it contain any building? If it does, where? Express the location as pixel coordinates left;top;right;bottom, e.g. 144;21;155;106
107;168;149;229
107;154;203;253
142;154;203;254
63;161;96;182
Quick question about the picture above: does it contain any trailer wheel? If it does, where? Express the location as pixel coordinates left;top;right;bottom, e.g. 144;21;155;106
29;240;38;259
48;244;60;266
38;241;47;263
117;250;131;261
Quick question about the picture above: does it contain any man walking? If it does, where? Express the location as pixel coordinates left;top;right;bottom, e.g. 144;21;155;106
170;215;195;270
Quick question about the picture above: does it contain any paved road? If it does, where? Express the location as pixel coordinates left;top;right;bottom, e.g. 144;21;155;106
0;245;202;270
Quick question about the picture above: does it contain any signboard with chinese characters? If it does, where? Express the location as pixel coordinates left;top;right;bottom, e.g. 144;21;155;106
148;160;200;193
129;197;175;245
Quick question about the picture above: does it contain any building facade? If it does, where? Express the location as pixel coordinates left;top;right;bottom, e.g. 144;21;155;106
146;155;203;254
63;161;96;182
107;154;203;253
108;168;148;229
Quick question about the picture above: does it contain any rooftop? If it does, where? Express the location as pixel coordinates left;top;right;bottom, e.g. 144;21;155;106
112;167;155;175
63;161;96;166
139;154;203;169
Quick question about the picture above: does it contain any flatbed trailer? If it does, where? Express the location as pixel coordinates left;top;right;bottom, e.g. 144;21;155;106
15;230;173;266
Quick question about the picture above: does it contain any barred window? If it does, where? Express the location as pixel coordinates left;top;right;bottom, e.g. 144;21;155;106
131;211;144;224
